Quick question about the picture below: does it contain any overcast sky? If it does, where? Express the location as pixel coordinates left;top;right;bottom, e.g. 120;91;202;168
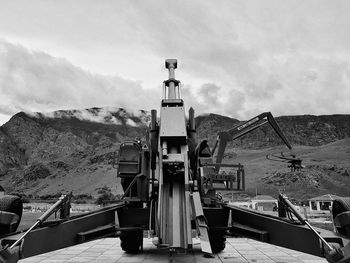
0;0;349;125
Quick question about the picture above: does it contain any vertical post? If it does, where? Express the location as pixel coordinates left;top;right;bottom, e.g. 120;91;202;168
316;201;321;211
242;167;245;190
278;199;287;218
303;206;308;221
188;107;196;142
237;170;241;190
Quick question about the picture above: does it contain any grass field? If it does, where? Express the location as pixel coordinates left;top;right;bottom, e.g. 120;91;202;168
18;212;40;231
226;138;350;200
18;211;83;231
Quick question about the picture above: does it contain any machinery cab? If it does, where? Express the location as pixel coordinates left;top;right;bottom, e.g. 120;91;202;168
118;141;142;177
117;140;150;202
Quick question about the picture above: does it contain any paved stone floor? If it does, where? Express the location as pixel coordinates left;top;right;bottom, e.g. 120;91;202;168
19;237;327;263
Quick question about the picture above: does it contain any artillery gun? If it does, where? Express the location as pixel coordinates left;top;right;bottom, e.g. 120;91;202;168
0;59;349;262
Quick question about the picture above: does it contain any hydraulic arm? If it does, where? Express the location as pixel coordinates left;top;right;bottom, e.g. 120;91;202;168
212;112;292;165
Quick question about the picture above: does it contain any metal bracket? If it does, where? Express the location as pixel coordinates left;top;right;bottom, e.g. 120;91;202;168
191;192;212;254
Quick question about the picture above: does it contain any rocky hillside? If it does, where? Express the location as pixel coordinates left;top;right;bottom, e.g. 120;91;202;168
0;108;149;198
0;108;349;199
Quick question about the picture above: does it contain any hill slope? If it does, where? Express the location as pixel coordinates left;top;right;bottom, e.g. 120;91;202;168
228;138;350;200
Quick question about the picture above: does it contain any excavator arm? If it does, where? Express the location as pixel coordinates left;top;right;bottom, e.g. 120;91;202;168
212;112;292;165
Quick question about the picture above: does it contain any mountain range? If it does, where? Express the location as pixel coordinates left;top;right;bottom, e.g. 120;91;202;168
0;108;349;201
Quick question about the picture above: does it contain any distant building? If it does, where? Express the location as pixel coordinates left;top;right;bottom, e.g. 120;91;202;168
308;194;340;211
251;195;278;211
230;201;251;209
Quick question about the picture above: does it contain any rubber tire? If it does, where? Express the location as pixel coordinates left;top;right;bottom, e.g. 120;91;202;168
120;230;142;254
332;197;350;236
209;230;226;253
0;195;23;232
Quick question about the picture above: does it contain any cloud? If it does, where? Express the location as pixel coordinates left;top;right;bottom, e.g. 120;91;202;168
121;0;350;118
0;40;160;124
198;83;221;106
26;107;150;126
1;1;350;123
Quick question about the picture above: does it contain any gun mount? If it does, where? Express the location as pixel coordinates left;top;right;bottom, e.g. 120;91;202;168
0;59;349;263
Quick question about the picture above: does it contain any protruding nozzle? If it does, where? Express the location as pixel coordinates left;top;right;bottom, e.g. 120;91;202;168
165;59;177;70
165;59;177;79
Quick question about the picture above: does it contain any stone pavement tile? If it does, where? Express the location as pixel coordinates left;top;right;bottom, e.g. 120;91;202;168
250;260;275;263
232;238;251;243
252;244;279;249
257;247;282;252
86;240;103;245
19;256;46;262
38;260;66;263
241;253;270;260
61;247;88;252
117;259;144;263
263;251;290;257
90;245;114;250
294;254;326;260
171;258;195;263
18;237;330;263
219;255;248;263
66;256;96;262
41;251;59;257
117;254;147;262
301;260;327;263
47;254;81;260
101;249;123;254
54;250;82;255
96;255;121;260
144;253;169;260
224;246;237;252
75;252;102;257
268;256;302;262
90;260;118;263
89;246;113;251
194;254;223;262
232;246;257;251
99;253;123;258
103;239;119;244
143;260;169;263
252;244;276;248
194;258;223;263
223;250;242;256
220;251;242;257
240;250;266;255
223;260;248;263
99;255;123;261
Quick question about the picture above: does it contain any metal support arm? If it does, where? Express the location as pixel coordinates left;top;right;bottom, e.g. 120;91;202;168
213;112;292;165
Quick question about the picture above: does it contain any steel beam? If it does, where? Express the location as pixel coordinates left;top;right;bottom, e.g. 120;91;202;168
1;204;124;259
